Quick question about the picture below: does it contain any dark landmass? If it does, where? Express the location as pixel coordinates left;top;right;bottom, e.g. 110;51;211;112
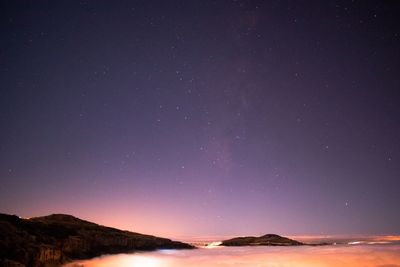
0;213;193;267
221;234;304;246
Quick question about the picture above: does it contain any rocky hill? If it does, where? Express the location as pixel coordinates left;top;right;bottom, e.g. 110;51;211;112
0;213;193;267
221;234;303;246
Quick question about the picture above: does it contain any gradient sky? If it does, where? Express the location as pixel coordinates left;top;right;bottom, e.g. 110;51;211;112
0;0;399;238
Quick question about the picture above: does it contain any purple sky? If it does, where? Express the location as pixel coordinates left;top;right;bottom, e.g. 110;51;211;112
0;0;399;238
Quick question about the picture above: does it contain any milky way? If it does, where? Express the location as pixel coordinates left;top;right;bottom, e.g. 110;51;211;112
0;1;399;237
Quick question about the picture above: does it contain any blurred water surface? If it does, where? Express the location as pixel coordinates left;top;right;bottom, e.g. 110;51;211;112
65;243;400;267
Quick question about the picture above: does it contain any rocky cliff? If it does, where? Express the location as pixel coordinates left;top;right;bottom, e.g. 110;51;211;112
221;234;304;246
0;213;193;267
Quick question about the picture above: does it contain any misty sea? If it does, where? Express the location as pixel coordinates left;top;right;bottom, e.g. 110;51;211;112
64;238;400;267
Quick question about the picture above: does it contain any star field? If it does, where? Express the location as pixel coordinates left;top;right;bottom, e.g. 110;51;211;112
0;0;399;237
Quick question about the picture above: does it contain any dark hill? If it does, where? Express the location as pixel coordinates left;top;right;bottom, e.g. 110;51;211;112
0;213;193;267
221;234;303;246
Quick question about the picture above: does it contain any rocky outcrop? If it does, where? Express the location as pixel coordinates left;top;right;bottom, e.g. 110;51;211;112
221;234;304;246
0;213;193;267
36;246;64;266
0;259;26;267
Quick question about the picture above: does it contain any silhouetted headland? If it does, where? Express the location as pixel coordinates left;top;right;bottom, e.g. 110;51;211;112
0;213;193;267
221;234;304;246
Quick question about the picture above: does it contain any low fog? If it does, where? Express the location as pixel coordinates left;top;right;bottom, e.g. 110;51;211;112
65;244;400;267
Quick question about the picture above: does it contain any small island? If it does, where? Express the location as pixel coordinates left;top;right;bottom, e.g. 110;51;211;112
0;213;193;267
221;234;304;246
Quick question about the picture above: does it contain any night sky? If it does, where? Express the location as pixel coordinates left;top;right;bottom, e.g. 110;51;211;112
1;1;399;238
